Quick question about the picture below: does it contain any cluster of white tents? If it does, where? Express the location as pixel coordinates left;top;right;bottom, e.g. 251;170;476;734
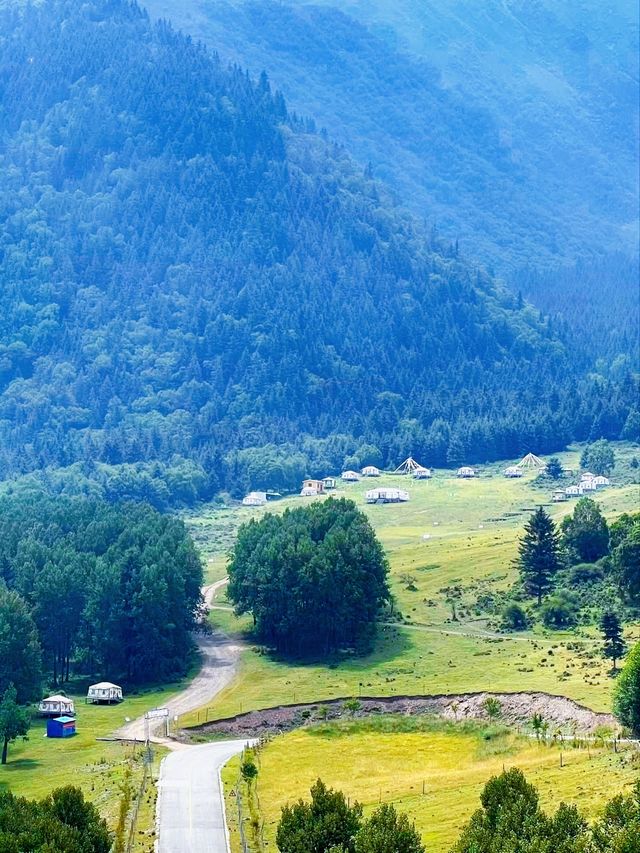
38;682;123;716
553;472;611;502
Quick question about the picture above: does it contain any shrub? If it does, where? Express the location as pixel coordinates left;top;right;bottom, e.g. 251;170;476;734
501;603;528;630
540;591;579;628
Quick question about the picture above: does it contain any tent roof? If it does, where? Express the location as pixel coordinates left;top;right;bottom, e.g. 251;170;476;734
394;457;425;474
41;695;73;703
517;452;544;468
89;682;121;690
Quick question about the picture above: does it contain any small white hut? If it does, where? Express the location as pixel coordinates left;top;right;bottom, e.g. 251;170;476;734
565;485;582;498
86;682;123;704
503;466;523;478
581;479;597;492
457;466;475;479
39;695;75;717
580;472;595;481
593;476;610;488
242;491;267;506
341;470;360;482
322;477;337;490
361;465;381;477
413;466;432;479
366;488;409;504
552;490;567;502
300;479;324;496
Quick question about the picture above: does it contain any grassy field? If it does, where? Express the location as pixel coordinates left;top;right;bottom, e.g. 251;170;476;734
226;717;640;853
0;680;188;847
181;443;640;725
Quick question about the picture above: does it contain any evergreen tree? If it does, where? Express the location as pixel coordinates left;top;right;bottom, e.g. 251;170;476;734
276;779;363;853
545;457;564;479
600;611;626;671
0;685;30;765
614;642;640;734
354;804;425;853
580;440;616;475
0;586;42;703
560;497;609;563
517;507;562;604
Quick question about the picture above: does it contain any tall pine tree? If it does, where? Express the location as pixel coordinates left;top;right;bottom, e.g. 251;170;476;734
601;611;626;671
517;507;562;604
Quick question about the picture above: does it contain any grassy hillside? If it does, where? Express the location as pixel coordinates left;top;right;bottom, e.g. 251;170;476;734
142;0;639;273
224;718;639;853
182;443;640;724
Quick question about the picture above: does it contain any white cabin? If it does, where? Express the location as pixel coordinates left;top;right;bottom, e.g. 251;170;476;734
242;491;267;506
87;682;123;704
593;476;610;488
341;470;360;482
581;479;597;491
361;465;381;477
457;467;475;478
413;466;432;479
565;485;582;498
322;477;337;490
366;488;409;504
503;466;523;478
552;490;568;502
39;695;75;717
580;472;595;481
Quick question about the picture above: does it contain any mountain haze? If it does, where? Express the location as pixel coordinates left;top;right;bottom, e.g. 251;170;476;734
0;0;636;502
142;0;639;273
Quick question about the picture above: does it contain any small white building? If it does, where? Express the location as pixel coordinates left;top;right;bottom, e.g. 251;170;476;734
39;695;75;717
457;467;475;479
361;465;381;477
242;491;267;506
87;682;123;704
581;479;597;492
341;470;360;482
366;488;409;504
322;477;337;490
300;479;324;496
565;485;582;498
593;476;610;488
580;472;595;481
503;466;523;478
552;490;568;502
413;466;432;479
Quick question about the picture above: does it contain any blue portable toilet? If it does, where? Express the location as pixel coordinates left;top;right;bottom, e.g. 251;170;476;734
47;716;76;738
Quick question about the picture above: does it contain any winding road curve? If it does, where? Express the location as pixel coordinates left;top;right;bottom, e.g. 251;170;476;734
116;578;254;853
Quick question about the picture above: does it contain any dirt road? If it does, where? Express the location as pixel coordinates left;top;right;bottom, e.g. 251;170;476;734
115;578;240;742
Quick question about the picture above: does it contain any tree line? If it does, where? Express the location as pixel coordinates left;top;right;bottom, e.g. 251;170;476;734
0;0;637;506
274;769;639;852
0;494;203;693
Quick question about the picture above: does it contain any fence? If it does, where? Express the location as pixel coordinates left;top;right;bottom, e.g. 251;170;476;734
234;737;271;853
125;760;150;853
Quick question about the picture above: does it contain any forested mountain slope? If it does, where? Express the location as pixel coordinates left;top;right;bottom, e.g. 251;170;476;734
0;0;636;502
142;0;639;273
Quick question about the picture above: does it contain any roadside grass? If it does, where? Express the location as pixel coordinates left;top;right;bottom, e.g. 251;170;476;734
244;717;640;853
0;680;186;831
181;443;640;726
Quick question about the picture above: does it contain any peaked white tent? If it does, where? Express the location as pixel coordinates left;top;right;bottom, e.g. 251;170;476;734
516;453;544;469
393;457;425;475
39;695;75;717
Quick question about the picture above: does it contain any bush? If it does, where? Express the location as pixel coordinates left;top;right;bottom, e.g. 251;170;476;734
540;591;579;628
501;603;528;630
569;563;604;586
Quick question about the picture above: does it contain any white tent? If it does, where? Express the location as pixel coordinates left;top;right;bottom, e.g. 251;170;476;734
341;470;360;482
503;466;523;478
516;453;544;468
87;682;123;704
366;488;409;504
39;695;75;716
242;491;267;506
393;457;425;475
413;466;432;479
361;465;381;477
593;476;610;488
457;466;475;478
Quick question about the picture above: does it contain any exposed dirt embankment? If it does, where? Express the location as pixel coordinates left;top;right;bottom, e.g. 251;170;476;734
183;691;618;739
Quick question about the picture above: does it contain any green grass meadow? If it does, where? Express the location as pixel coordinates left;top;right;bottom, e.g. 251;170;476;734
183;444;640;725
225;717;640;853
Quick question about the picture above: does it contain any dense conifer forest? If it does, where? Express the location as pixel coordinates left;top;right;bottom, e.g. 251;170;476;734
0;495;203;685
0;0;637;503
144;0;639;273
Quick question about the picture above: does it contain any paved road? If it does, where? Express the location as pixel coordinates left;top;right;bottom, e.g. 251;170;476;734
157;739;255;853
116;579;240;742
